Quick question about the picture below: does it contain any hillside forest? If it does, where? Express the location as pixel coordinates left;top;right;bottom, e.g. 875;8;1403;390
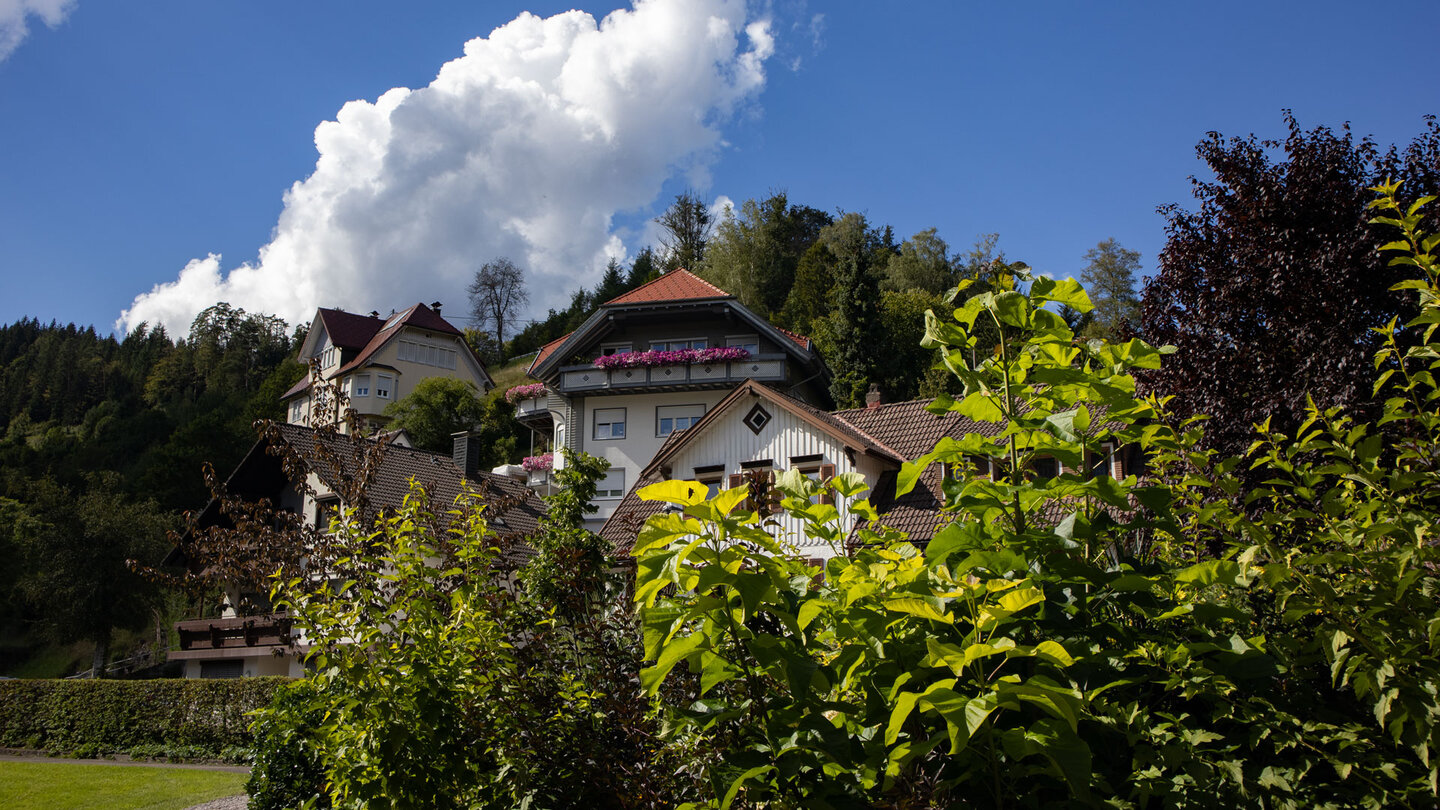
0;113;1437;679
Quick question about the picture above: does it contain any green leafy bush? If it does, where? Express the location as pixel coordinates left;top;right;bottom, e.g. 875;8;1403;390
0;677;285;757
633;223;1440;807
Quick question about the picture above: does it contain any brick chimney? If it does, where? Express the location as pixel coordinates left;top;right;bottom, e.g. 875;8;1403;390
452;430;484;478
865;383;882;410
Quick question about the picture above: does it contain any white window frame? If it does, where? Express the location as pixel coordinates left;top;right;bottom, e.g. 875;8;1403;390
596;467;626;499
353;374;370;397
599;342;632;356
726;334;760;354
650;337;708;351
656;404;706;437
375;374;394;400
593;407;626;440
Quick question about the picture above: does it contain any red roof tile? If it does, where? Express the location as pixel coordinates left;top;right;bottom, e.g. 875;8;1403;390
603;269;731;305
528;333;573;375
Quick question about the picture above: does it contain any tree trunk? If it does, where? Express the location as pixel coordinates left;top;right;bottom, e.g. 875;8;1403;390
91;635;108;679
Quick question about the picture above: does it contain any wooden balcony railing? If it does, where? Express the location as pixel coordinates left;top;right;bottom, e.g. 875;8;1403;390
175;614;292;651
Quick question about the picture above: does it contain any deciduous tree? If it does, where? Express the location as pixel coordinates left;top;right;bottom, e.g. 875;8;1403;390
468;258;528;360
1077;238;1141;339
1139;113;1440;460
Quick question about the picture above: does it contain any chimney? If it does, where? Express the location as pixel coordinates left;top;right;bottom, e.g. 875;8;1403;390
865;384;882;410
431;301;443;315
452;430;484;478
368;310;380;318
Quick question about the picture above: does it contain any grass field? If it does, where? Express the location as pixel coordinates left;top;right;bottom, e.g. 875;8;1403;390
0;760;247;810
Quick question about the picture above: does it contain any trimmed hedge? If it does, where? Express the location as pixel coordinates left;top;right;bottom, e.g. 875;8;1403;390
0;677;289;755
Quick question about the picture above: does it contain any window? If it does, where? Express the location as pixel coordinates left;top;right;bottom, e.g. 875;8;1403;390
1087;443;1120;479
730;460;779;514
1030;456;1061;480
319;346;338;368
353;374;370;397
599;342;632;356
594;408;626;439
199;660;244;679
726;334;759;354
290;399;305;423
650;338;708;351
656;404;705;436
596;467;625;498
375;374;394;400
693;464;725;499
791;455;836;505
398;339;458;369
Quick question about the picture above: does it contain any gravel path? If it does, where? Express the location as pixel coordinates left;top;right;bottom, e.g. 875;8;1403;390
183;797;248;810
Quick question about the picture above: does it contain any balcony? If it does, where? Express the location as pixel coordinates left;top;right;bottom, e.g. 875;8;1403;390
170;613;293;660
556;355;787;395
513;395;551;427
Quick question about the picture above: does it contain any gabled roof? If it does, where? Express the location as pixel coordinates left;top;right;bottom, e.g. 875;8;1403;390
526;271;818;379
284;303;489;399
181;424;546;566
602;268;731;305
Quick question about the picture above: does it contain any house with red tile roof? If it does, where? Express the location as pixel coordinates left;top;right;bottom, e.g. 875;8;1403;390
509;269;829;529
283;302;493;432
599;381;1141;560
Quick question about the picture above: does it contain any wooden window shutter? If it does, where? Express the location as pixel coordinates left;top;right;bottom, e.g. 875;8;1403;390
765;470;782;515
728;473;743;490
819;463;836;505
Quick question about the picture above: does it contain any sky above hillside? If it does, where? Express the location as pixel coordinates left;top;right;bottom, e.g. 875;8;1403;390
1;0;1436;336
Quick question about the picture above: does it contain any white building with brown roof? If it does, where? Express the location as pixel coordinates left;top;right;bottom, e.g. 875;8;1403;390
283;302;493;432
511;270;830;529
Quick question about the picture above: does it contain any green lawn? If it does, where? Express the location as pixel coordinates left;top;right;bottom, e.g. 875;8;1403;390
0;760;247;810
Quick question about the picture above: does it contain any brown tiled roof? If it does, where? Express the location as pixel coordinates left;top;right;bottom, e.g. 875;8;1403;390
603;268;731;305
774;326;812;351
835;399;1003;459
317;308;385;350
273;424;546;564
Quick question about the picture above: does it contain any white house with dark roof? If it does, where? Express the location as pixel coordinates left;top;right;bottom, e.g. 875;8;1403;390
169;425;545;679
284;303;493;433
511;270;830;529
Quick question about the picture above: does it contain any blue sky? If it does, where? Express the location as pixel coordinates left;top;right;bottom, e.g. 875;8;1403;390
1;1;1436;336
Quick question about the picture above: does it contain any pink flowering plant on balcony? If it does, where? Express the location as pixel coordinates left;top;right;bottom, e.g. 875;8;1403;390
505;383;547;404
591;347;750;370
521;452;553;472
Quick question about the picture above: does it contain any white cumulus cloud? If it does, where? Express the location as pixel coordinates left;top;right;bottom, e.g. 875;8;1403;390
119;0;774;336
0;0;73;61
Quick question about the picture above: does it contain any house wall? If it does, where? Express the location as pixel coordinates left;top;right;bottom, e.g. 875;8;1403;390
660;392;891;560
572;388;729;524
338;328;486;420
563;317;790;363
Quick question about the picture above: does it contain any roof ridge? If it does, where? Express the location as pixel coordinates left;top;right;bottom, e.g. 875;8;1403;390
602;268;733;306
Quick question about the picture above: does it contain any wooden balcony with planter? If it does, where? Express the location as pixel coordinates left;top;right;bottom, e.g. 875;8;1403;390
170;613;293;660
556;353;786;395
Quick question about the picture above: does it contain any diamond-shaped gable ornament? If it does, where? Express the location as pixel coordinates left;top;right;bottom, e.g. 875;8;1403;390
743;403;772;435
